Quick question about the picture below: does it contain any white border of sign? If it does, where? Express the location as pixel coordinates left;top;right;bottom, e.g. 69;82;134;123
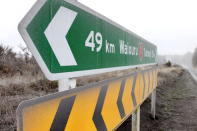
18;0;157;80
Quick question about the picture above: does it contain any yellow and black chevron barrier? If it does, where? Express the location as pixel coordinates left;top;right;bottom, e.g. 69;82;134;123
17;67;158;131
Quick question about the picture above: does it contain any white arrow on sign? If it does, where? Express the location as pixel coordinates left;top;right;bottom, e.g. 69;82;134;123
44;6;78;66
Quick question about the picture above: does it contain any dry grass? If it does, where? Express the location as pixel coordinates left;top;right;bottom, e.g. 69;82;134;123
0;45;58;131
0;80;58;131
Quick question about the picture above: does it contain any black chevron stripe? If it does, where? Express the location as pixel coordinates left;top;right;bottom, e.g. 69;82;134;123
50;95;76;131
117;79;126;118
131;74;137;107
93;85;109;131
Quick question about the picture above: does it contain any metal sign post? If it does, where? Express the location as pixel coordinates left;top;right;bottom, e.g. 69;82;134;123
58;78;76;91
132;107;140;131
151;89;156;119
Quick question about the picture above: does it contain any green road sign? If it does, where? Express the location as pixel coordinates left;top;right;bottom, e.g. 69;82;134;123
19;0;157;80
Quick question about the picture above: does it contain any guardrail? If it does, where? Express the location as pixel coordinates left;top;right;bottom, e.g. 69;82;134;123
17;66;158;131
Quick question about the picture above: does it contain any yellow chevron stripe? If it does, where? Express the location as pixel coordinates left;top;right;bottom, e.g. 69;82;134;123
65;87;100;131
152;70;155;90
139;72;145;101
153;69;157;89
149;70;153;92
102;80;122;131
156;69;158;87
144;72;149;99
135;73;141;105
122;77;134;115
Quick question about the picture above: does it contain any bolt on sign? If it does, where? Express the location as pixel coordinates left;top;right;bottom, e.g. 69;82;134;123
17;67;158;131
18;0;157;80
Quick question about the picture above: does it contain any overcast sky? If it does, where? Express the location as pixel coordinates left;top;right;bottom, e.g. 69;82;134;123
0;0;197;55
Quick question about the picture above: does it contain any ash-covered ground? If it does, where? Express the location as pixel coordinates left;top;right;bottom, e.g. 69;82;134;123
117;65;197;131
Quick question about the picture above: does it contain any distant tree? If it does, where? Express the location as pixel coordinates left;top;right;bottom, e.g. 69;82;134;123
192;47;197;68
0;44;42;76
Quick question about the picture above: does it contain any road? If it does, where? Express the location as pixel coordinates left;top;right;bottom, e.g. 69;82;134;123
181;65;197;81
189;67;197;80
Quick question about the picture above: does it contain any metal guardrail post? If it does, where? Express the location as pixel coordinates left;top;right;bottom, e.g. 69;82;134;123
151;89;156;119
132;106;140;131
